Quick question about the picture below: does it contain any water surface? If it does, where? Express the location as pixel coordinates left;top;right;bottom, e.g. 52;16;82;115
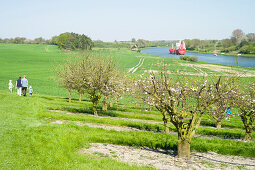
141;47;255;68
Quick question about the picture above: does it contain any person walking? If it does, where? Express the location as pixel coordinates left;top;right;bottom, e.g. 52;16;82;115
29;86;33;97
8;80;13;93
21;75;28;96
16;77;22;96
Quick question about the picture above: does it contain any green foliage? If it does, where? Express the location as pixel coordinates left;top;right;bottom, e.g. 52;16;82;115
239;45;255;54
186;29;255;55
54;32;94;50
179;56;198;62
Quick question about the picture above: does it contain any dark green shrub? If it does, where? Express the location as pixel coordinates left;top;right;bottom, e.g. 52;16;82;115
189;56;198;62
179;56;198;62
179;56;190;61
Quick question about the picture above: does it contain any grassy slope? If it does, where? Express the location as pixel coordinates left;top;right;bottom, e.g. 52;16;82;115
1;44;255;168
0;43;253;97
1;90;255;170
0;44;67;96
0;91;155;169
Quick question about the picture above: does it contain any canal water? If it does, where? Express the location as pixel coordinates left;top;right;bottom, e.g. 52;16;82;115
141;47;255;68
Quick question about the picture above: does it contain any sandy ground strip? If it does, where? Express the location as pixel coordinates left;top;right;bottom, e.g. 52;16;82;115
80;143;255;170
145;63;255;77
181;63;255;77
129;58;145;73
51;120;143;132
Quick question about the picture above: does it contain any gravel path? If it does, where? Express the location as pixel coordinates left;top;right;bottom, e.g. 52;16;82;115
80;143;255;170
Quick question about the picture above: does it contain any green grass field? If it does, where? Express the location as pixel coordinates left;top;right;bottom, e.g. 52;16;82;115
0;43;255;169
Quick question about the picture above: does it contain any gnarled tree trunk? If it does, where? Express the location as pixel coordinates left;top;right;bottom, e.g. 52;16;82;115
102;96;108;111
177;137;191;159
241;115;254;141
93;102;98;116
110;99;113;107
148;105;152;111
79;93;82;102
162;113;169;133
116;97;119;105
244;130;253;141
216;119;222;129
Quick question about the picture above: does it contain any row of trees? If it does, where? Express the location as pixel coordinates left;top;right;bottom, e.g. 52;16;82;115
185;29;255;54
137;70;254;158
55;51;127;116
56;54;254;159
0;32;94;51
0;37;49;44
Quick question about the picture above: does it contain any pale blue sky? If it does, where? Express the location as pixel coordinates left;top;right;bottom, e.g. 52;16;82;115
1;0;254;41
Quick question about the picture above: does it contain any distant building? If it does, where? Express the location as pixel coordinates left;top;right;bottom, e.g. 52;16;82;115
130;44;138;51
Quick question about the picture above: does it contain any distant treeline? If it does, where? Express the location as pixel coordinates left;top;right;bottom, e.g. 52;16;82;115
0;32;94;50
184;29;255;54
93;39;177;49
0;35;176;50
1;29;254;54
0;37;50;44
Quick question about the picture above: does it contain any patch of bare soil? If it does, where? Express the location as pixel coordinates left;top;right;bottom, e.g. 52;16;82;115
50;120;144;132
144;69;208;77
80;143;255;170
181;63;255;77
145;63;255;77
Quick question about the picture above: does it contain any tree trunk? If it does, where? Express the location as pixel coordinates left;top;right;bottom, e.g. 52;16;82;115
216;120;221;129
102;96;108;111
116;97;119;105
244;132;252;141
148;105;152;111
110;99;113;107
162;114;169;133
177;138;191;159
79;93;82;102
68;90;71;103
241;115;253;141
244;126;253;141
93;102;98;116
163;120;169;133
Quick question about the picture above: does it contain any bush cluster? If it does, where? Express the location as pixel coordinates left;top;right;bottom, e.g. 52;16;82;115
179;56;198;62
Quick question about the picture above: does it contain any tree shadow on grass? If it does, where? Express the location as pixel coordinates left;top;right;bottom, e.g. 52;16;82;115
191;153;255;167
57;107;121;117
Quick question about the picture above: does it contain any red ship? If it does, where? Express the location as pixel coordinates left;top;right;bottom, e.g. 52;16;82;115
169;41;186;55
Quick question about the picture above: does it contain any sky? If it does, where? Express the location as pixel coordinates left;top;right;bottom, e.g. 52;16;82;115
1;0;254;42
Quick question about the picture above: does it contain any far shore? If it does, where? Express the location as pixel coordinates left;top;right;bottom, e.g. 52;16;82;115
186;50;255;57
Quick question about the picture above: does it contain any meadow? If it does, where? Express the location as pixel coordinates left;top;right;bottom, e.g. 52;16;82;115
0;43;255;169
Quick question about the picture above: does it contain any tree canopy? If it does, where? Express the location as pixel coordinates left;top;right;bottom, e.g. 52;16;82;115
52;32;94;50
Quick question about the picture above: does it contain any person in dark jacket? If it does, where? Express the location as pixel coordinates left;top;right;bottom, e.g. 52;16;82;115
16;77;22;96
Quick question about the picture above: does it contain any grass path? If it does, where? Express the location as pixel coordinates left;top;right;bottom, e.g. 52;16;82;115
49;110;253;141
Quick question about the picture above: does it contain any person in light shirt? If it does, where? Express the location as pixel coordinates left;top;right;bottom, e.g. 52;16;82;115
8;80;13;93
21;75;28;96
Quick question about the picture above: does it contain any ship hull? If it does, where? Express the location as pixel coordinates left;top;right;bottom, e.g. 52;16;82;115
169;48;186;55
176;49;186;55
169;48;175;54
